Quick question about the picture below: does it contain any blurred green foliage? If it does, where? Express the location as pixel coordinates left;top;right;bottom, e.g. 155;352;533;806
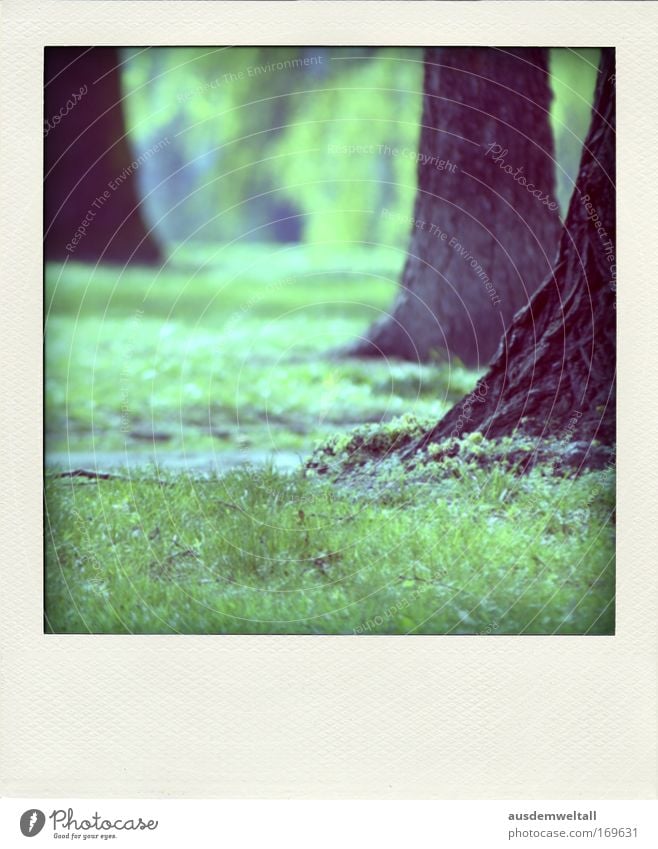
121;47;423;249
121;47;599;251
549;48;600;215
45;249;471;456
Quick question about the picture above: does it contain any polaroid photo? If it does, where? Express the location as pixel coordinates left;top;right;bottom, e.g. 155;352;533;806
0;0;656;843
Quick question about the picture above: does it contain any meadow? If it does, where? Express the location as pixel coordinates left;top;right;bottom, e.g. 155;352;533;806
44;247;615;635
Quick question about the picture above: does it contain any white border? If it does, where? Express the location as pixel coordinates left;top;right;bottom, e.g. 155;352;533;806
1;1;656;799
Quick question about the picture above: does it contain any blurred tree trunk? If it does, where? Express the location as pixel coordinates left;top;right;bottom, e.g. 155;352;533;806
350;47;560;367
44;47;162;265
411;48;616;452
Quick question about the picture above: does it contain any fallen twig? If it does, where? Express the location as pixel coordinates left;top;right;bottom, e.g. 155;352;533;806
50;469;172;486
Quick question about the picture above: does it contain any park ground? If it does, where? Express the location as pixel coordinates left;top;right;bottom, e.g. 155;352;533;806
44;245;615;634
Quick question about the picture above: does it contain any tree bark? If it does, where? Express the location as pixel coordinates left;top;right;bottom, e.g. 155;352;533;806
351;47;561;367
412;48;616;452
44;47;162;265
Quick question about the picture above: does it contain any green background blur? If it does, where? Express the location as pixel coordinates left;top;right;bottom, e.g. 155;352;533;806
121;47;599;256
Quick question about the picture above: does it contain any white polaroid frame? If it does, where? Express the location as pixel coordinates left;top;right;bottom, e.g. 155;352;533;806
1;0;656;799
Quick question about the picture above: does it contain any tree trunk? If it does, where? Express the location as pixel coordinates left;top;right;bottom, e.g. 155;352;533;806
44;47;162;265
411;48;615;452
350;47;561;368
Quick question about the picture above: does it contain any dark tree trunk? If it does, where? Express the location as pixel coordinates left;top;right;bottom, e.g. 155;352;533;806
44;47;162;265
412;48;615;452
350;47;561;368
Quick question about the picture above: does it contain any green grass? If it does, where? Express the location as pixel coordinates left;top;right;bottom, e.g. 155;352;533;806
45;460;615;635
46;246;473;455
45;246;615;635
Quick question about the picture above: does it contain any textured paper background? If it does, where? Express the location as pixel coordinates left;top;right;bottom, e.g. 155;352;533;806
0;0;656;799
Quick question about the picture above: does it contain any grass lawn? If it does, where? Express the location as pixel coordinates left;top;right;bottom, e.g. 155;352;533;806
46;244;471;456
45;461;614;635
44;245;615;635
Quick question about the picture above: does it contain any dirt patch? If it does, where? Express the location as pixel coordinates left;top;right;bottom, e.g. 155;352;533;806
46;448;307;477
